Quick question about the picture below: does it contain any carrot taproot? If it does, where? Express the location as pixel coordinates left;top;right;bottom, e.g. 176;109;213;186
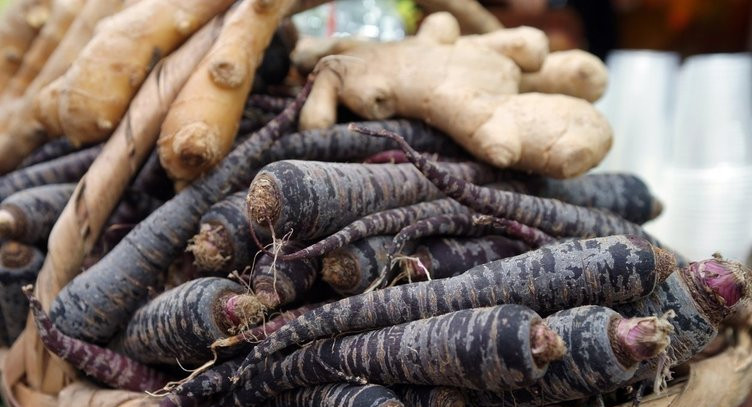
22;285;169;392
0;0;85;101
187;191;257;275
391;213;554;253
156;0;296;184
392;386;467;407
270;383;404;407
161;358;242;407
321;235;395;296
362;149;410;164
0;143;101;201
51;0;235;144
18;138;75;168
490;172;663;225
48;80;314;344
350;124;663;246
229;304;565;406
276;198;468;262
230;235;675;382
468;305;673;405
246;160;496;241
114;277;264;366
0;240;43;344
0;183;75;244
251;242;319;309
613;256;751;384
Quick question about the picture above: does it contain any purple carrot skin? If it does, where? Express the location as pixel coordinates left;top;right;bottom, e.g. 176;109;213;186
239;106;277;135
19;138;77;168
490;172;663;225
247;94;293;113
247;160;497;241
0;183;75;244
21;286;169;392
405;235;529;281
50;116;460;344
323;235;527;295
0;144;101;201
322;235;396;296
613;256;751;383
251;242;319;309
113;277;265;367
0;241;44;345
270;383;404;407
229;304;565;406
160;358;242;407
48;78;314;344
232;235;674;383
187;191;257;275
466;305;673;406
363;149;409;164
381;213;552;287
392;386;468;407
163;304;319;406
277;198;468;262
391;213;553;254
349;125;663;246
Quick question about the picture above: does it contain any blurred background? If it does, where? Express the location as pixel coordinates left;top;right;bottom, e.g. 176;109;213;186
291;0;752;263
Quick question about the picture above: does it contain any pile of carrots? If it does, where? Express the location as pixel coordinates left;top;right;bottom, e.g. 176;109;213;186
0;0;751;406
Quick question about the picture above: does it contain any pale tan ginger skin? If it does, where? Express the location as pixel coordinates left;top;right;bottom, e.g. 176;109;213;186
0;0;130;175
0;0;85;102
158;0;296;184
0;0;49;92
520;49;609;102
299;13;612;178
49;0;235;145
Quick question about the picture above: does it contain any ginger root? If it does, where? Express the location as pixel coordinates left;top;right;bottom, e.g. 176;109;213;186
520;49;608;102
299;13;612;178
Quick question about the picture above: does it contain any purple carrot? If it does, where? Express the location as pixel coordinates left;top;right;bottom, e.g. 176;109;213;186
393;386;467;407
0;183;76;244
246;160;498;241
270;383;404;407
490;171;664;225
276;198;468;262
348;124;663;246
114;277;264;367
49;78;315;345
162;304;318;407
19;138;77;168
0;144;102;201
228;304;565;406
467;305;673;405
379;213;553;287
614;255;751;384
226;235;674;388
250;242;319;309
22;286;169;392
